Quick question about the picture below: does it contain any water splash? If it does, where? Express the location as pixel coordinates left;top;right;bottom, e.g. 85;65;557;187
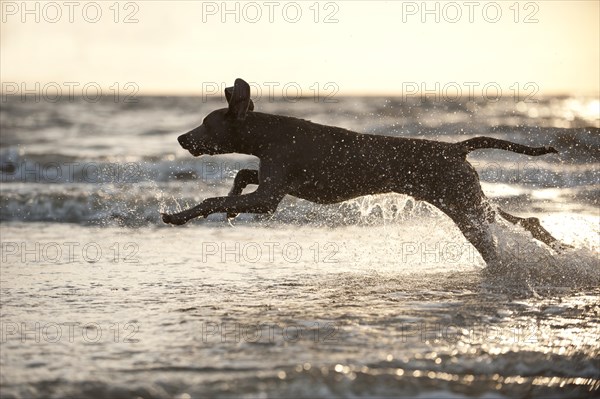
483;214;600;297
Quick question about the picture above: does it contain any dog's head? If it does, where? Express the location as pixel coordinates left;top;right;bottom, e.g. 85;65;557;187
177;78;255;157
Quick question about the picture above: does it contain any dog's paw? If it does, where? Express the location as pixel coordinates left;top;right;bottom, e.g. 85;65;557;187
161;213;187;226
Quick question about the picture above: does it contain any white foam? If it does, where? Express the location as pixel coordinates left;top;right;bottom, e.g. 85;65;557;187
483;214;600;296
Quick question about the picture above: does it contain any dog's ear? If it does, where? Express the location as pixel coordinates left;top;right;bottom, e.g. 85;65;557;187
225;79;254;122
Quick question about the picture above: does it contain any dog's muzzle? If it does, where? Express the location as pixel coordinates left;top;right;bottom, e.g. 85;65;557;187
178;134;201;156
177;133;190;148
178;133;217;156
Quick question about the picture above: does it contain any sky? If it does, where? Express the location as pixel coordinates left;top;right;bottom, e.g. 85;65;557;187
1;0;599;97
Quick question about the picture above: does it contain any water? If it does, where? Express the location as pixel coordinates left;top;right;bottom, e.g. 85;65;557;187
1;96;599;398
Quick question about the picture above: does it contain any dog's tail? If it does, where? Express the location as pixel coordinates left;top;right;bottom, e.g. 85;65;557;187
458;136;558;156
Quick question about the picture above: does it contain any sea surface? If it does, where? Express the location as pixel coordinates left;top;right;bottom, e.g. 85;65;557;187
1;95;599;398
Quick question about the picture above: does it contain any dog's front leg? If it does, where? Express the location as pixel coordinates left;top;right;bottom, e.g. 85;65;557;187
228;169;259;196
162;184;286;225
227;169;259;219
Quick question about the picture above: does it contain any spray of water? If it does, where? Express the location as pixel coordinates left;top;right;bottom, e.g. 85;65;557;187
482;210;600;296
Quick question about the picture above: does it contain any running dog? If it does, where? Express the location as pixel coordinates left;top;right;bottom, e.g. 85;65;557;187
162;78;562;266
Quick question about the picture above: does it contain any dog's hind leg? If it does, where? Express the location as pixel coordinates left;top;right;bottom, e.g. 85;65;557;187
227;169;259;218
438;204;500;267
496;208;570;249
455;217;499;267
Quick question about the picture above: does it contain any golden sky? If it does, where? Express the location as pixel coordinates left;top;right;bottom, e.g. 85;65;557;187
1;0;598;96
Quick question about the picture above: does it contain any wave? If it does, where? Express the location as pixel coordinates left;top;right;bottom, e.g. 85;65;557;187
0;148;258;184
